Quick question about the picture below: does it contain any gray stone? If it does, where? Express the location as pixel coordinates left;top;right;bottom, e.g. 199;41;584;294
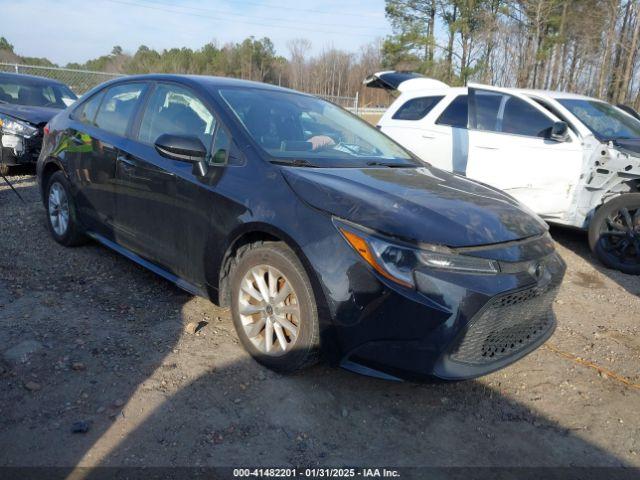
3;340;43;365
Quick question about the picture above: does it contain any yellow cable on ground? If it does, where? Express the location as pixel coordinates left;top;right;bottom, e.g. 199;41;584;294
543;343;640;390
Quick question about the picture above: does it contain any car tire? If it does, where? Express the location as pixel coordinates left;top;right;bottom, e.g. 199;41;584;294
45;171;86;247
588;193;640;275
229;241;320;372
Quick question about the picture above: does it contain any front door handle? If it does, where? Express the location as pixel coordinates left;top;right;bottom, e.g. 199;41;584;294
476;145;498;150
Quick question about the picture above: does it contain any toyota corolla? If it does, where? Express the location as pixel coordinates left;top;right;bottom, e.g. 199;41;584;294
37;74;565;380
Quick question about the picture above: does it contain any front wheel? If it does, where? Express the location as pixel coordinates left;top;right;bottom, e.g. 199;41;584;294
588;193;640;275
229;241;320;372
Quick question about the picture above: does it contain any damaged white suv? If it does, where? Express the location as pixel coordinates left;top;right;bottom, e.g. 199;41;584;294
367;72;640;274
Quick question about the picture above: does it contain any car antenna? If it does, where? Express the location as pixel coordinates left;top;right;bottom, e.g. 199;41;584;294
1;171;25;204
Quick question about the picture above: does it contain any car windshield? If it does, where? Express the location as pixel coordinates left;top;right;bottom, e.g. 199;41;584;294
0;79;77;109
558;98;640;140
219;88;417;167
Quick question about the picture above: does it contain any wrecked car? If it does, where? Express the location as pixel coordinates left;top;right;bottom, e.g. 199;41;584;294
37;74;565;380
0;72;77;175
367;72;640;274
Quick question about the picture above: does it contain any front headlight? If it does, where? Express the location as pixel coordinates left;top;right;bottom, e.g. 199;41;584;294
336;219;499;288
0;114;38;138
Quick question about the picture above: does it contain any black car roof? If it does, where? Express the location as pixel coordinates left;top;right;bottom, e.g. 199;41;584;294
0;71;69;87
103;73;308;95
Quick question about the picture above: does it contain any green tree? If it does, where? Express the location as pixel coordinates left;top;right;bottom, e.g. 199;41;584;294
0;36;14;52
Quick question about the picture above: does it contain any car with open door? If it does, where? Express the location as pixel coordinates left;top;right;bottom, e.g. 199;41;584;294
37;74;565;381
367;71;640;274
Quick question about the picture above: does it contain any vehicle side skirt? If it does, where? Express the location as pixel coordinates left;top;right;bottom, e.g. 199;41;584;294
86;231;208;298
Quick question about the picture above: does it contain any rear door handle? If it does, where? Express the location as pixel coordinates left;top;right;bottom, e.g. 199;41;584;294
117;154;136;167
476;145;498;150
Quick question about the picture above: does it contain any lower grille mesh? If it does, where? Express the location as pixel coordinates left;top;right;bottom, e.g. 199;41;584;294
449;282;559;365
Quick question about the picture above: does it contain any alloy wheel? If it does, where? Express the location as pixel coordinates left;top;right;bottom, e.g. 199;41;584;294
237;264;301;356
598;206;640;266
48;182;70;236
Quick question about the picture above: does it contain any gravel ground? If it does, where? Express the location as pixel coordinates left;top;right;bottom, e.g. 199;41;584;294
1;172;639;470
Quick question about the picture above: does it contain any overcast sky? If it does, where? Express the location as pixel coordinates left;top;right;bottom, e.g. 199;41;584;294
0;0;391;65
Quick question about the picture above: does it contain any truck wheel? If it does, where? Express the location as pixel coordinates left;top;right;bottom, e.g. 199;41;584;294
45;171;86;247
229;241;320;372
588;193;640;275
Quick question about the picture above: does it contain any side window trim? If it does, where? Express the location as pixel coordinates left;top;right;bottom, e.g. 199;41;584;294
209;122;232;166
129;81;157;140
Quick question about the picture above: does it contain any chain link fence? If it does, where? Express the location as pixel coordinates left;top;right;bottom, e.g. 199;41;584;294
0;62;122;95
0;63;361;112
313;93;359;113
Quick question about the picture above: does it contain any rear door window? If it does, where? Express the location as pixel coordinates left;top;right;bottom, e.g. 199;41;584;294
71;91;106;126
436;95;468;128
94;83;146;137
392;96;444;120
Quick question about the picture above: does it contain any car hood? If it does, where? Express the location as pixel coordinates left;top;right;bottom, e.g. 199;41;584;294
0;103;60;125
282;166;547;248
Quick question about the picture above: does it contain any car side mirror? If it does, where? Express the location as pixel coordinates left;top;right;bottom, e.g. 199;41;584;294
154;134;208;176
549;121;569;142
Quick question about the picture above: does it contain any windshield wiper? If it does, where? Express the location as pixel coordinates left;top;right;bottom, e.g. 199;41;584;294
366;160;413;168
270;158;317;167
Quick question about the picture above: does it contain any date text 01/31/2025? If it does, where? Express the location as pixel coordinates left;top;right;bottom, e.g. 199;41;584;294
232;468;401;478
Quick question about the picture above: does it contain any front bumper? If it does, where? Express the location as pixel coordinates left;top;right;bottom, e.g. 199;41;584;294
433;276;560;379
335;239;566;381
0;131;43;166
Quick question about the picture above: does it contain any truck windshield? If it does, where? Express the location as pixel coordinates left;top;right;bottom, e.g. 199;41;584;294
219;88;418;168
558;99;640;140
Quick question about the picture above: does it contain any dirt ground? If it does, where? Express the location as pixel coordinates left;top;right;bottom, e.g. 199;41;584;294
1;172;639;472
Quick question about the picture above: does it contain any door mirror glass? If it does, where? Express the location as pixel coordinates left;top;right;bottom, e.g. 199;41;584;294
550;121;569;142
154;134;207;163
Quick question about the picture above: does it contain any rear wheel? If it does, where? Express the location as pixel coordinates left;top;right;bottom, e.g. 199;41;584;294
45;171;86;246
588;193;640;275
229;241;320;372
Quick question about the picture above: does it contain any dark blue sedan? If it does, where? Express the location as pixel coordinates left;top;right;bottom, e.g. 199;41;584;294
36;74;565;380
